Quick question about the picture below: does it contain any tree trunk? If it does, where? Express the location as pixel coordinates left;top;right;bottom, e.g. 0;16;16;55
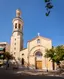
52;61;55;70
56;62;60;69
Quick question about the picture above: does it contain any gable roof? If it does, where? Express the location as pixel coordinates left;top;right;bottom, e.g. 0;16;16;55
28;36;51;43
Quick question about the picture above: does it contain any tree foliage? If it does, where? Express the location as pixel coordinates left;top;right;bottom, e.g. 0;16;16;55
45;45;64;66
44;0;53;16
55;45;64;63
45;46;55;61
3;52;13;60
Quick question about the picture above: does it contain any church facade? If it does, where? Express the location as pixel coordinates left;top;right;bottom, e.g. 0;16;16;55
10;9;56;70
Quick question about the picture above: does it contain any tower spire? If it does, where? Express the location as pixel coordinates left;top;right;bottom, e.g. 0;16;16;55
16;9;21;17
10;9;23;60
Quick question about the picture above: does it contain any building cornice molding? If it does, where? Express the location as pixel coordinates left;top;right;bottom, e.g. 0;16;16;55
12;30;23;35
12;17;23;23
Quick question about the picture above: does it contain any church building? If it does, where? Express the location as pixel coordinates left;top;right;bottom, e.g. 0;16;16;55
10;9;56;70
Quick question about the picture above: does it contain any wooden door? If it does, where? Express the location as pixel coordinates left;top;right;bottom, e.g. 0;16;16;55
36;61;42;69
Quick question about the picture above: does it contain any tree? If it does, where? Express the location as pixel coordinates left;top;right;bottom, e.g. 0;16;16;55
3;52;13;60
44;0;53;16
55;45;64;68
3;52;13;69
45;45;64;69
45;46;55;70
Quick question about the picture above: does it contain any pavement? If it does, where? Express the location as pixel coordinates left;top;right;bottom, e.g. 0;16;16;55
0;68;64;79
16;69;64;77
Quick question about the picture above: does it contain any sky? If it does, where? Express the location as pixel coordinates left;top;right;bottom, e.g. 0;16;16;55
0;0;64;47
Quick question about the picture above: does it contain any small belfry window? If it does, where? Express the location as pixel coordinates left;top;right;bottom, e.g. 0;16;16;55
15;23;17;28
14;43;16;45
22;53;24;56
37;39;40;43
15;38;16;40
19;24;21;29
14;47;16;50
14;52;16;55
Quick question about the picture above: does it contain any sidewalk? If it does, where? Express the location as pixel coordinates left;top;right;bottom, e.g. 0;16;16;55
1;66;64;77
15;69;64;77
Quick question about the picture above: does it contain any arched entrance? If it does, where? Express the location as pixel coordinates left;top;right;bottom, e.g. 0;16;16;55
21;58;24;65
35;51;42;69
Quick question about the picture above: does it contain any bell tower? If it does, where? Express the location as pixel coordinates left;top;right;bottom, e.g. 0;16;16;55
10;9;23;60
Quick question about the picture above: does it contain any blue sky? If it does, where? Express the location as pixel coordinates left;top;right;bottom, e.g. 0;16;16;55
0;0;64;47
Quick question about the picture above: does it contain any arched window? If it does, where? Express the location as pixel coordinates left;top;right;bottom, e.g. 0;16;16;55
19;24;21;29
35;51;42;56
21;58;24;65
37;39;40;43
15;23;17;28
